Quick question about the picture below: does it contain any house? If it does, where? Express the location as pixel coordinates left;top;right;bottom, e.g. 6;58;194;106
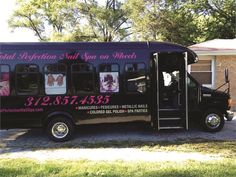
189;39;236;111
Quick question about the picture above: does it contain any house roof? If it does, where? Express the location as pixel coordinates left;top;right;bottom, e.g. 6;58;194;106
189;39;236;56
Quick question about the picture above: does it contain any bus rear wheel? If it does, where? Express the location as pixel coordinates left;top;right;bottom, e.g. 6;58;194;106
202;109;224;132
46;117;75;142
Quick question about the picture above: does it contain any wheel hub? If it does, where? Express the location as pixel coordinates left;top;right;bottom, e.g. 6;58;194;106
52;122;69;139
206;114;221;128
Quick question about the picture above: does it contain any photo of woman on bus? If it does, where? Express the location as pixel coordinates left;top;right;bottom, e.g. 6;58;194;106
0;72;10;96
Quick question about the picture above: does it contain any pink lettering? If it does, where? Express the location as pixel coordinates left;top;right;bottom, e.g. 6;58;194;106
0;51;138;61
19;52;57;61
113;52;136;59
82;52;97;61
100;54;109;60
0;53;16;60
65;52;80;60
0;108;44;113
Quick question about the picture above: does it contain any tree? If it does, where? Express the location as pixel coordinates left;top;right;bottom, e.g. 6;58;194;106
124;0;236;45
9;0;236;44
124;0;201;45
193;0;236;40
156;2;202;45
9;0;81;41
79;0;131;42
9;0;130;41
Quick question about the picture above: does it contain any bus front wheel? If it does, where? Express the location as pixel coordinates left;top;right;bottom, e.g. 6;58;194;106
202;109;225;132
46;117;75;142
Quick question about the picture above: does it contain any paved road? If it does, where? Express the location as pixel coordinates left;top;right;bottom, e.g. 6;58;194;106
0;116;235;154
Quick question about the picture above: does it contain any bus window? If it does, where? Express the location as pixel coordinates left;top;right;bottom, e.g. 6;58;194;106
71;63;94;94
44;64;67;95
99;64;119;93
125;63;146;93
0;65;10;96
99;63;119;72
15;64;39;95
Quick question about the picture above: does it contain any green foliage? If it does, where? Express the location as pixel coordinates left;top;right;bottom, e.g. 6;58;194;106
124;0;199;45
194;0;236;40
8;0;236;44
9;0;130;42
9;0;80;41
79;0;130;42
125;0;236;45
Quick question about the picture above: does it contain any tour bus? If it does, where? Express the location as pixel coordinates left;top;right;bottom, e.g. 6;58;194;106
0;42;232;141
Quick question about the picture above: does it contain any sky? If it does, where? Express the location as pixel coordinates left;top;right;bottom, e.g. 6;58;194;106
0;0;38;42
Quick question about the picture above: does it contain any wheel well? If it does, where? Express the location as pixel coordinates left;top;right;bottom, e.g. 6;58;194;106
202;106;224;115
43;112;75;128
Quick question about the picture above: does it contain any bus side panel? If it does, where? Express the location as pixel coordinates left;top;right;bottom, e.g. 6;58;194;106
1;43;151;128
0;96;43;128
72;93;150;123
1;93;150;129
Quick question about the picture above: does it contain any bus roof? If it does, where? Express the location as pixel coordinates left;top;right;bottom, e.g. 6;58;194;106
0;42;198;64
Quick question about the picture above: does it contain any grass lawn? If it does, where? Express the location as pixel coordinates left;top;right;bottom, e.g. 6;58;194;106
0;158;236;177
54;139;236;158
0;140;236;177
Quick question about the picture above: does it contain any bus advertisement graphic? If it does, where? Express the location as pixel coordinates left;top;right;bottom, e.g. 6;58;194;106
100;72;119;93
45;74;66;95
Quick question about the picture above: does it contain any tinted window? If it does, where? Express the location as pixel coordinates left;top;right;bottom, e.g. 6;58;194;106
15;64;39;95
99;64;119;72
72;63;94;93
125;63;146;93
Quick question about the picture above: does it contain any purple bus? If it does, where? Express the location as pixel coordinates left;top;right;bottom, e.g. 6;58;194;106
0;42;232;141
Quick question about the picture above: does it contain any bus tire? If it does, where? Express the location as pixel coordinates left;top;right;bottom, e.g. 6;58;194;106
202;109;224;132
46;116;75;142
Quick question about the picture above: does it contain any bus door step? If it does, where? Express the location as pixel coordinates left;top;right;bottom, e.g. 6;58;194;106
159;117;181;120
158;108;186;130
159;116;185;129
159;109;182;111
159;109;184;118
159;126;184;130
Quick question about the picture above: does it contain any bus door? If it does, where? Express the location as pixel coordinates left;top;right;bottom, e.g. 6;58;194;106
151;52;188;130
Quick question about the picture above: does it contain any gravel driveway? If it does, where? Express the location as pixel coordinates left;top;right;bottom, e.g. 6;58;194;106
0;115;235;161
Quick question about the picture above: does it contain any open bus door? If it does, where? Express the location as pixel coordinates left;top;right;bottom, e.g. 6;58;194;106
151;52;188;130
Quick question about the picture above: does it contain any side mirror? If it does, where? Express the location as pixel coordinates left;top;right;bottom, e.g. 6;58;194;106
225;68;229;83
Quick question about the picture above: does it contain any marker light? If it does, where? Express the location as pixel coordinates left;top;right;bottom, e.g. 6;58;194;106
228;99;233;107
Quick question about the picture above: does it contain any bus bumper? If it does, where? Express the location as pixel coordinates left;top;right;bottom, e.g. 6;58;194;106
225;110;234;121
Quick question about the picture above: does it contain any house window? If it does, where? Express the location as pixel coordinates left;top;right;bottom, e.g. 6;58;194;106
71;63;94;94
125;63;146;93
15;64;39;95
44;64;67;95
190;60;213;87
0;65;10;96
